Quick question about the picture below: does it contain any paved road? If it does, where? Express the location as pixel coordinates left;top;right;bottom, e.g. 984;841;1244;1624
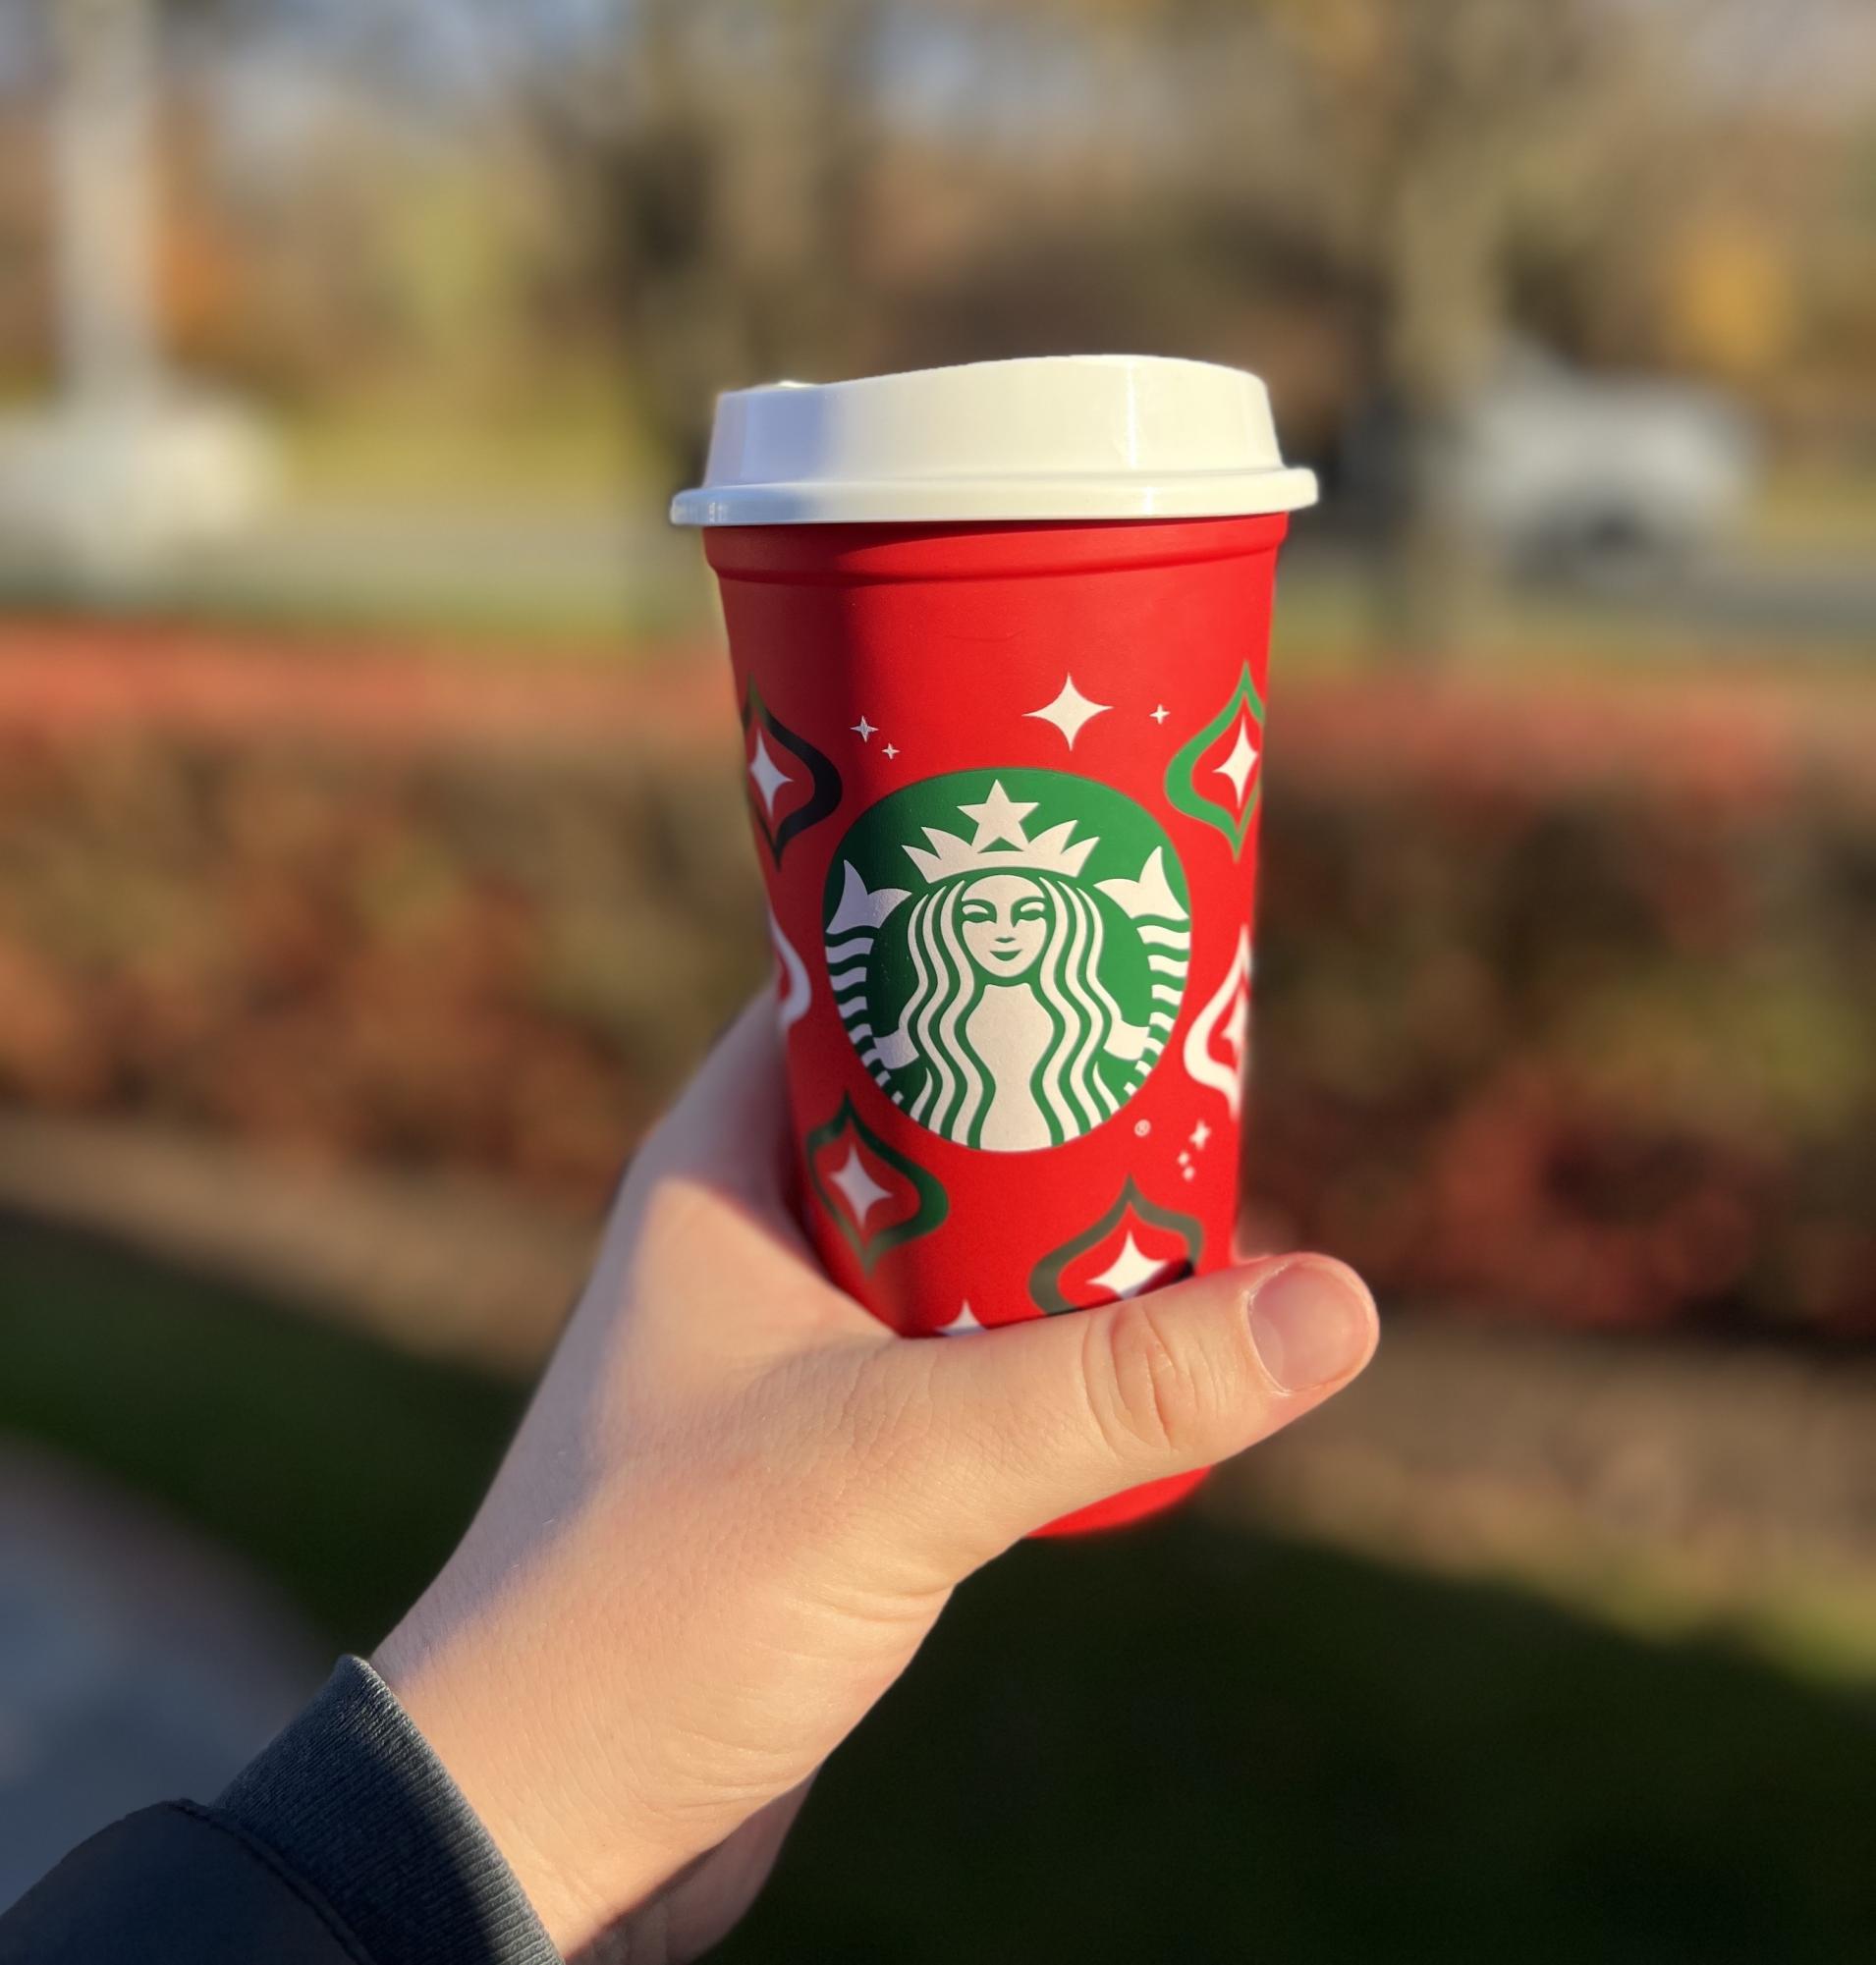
1281;534;1876;651
5;504;1869;650
0;1443;322;1912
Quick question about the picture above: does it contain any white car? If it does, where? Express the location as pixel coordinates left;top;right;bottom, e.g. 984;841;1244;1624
0;387;278;581
1350;343;1759;578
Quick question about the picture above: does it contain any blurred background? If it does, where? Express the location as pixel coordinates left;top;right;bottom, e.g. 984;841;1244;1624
1;0;1874;1955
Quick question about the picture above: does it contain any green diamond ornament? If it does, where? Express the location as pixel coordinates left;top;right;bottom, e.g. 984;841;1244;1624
1165;661;1267;857
1028;1176;1206;1316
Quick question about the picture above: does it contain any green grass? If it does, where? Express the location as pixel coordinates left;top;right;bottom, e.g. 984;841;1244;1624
276;377;654;511
74;566;713;660
1752;466;1876;552
5;1215;1875;1961
720;1528;1876;1965
0;1211;524;1646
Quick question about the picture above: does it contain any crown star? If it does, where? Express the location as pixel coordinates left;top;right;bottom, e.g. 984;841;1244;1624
958;781;1037;850
903;789;1098;883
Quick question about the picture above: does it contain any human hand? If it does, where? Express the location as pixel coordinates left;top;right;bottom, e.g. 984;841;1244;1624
374;997;1378;1962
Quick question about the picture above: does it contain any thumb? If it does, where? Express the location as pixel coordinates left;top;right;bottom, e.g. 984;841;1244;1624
901;1255;1378;1575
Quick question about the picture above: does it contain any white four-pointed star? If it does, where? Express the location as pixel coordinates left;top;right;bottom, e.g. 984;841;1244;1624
828;1144;893;1227
1150;704;1170;724
853;716;877;741
937;1300;987;1336
1213;716;1261;804
747;730;796;815
1027;674;1110;749
826;860;910;936
959;780;1037;849
1189;1119;1212;1150
882;741;900;759
1087;1231;1178;1301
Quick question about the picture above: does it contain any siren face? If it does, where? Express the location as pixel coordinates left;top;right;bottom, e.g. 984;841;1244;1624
960;874;1049;979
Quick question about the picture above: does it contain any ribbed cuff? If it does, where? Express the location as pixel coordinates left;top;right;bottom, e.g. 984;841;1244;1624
217;1656;562;1965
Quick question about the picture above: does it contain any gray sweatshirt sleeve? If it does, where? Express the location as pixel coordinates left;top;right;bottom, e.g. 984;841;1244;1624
0;1656;563;1965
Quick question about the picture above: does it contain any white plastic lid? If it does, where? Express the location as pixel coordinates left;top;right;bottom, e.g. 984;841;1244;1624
670;354;1317;526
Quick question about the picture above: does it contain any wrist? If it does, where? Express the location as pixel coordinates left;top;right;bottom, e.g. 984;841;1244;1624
373;1592;674;1957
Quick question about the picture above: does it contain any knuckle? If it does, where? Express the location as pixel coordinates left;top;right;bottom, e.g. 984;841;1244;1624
1081;1299;1211;1462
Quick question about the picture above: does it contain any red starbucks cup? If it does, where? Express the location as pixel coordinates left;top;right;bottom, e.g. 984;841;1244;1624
672;355;1317;1533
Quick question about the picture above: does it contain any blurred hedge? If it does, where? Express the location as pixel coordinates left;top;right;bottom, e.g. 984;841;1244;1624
0;660;1868;1338
1247;679;1876;1340
0;724;765;1198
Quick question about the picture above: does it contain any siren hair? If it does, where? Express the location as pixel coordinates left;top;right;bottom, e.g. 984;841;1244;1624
893;872;1126;1148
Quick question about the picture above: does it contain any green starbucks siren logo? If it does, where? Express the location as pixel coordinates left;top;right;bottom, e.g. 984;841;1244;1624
823;769;1190;1152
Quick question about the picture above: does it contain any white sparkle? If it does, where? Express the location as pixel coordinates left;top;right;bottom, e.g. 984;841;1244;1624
1087;1232;1179;1300
1150;704;1170;724
747;730;796;816
882;741;900;760
1183;1167;1195;1181
1189;1119;1212;1150
828;1144;893;1227
1213;716;1261;804
937;1300;988;1337
958;780;1037;850
852;716;877;741
1178;1151;1189;1166
1027;674;1110;750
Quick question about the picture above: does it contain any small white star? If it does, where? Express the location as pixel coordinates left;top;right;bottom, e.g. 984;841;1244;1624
828;1144;892;1227
1183;1166;1195;1181
747;730;796;816
1087;1232;1178;1300
1189;1119;1212;1150
1150;704;1170;724
937;1300;987;1337
852;716;877;741
882;741;900;760
1213;716;1261;804
1178;1151;1190;1167
1027;674;1110;750
958;780;1037;850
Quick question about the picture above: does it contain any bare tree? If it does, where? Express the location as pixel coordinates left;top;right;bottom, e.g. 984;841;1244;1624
1181;0;1697;649
53;0;162;408
485;0;888;475
454;0;1846;642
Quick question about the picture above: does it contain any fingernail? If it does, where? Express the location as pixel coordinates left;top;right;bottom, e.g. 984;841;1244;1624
1246;1260;1375;1392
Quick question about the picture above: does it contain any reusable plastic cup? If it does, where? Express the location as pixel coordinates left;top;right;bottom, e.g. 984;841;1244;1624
672;355;1317;1532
